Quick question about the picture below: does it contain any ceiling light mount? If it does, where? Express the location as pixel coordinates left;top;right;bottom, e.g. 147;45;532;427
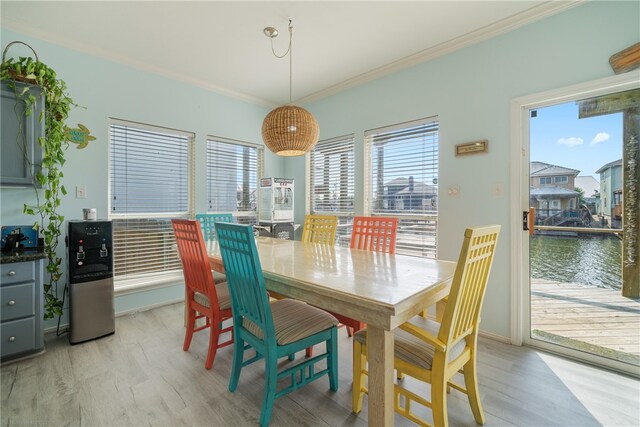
261;20;319;156
263;27;278;38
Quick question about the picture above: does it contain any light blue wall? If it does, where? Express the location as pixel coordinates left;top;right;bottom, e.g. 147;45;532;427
287;1;640;338
0;29;283;329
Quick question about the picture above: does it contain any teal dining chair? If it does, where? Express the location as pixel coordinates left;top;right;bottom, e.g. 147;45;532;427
195;213;233;285
214;222;339;427
196;213;234;241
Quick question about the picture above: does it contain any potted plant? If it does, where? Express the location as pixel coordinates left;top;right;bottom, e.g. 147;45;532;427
1;41;76;319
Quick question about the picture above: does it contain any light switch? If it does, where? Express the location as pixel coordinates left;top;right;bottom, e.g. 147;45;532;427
76;185;87;199
492;182;504;198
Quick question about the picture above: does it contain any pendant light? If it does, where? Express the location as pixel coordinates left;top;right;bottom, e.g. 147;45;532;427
261;21;319;156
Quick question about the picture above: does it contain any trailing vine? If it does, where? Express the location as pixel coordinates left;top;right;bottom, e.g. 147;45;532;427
1;42;76;319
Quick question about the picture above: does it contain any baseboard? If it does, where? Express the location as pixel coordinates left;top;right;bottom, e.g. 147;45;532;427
478;330;512;344
114;297;184;317
44;298;183;335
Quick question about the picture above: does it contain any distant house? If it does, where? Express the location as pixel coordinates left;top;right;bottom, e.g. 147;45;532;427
530;161;581;219
383;176;437;212
595;159;622;224
575;175;600;214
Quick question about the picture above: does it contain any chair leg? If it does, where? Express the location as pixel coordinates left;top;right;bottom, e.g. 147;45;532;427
205;316;221;370
463;359;485;425
183;306;196;351
305;346;314;358
229;337;244;392
259;353;278;427
328;327;338;391
431;361;449;427
352;340;366;413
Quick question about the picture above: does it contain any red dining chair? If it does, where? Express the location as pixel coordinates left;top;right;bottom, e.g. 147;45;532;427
172;219;233;369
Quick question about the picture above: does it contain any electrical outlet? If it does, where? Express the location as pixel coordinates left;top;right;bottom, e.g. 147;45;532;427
447;185;460;197
76;185;87;199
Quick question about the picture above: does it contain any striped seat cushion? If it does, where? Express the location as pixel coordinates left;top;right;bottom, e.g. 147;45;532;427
212;270;227;284
193;281;232;310
244;299;338;345
354;316;465;370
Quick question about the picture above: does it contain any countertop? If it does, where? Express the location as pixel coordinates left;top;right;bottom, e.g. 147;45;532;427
0;248;46;264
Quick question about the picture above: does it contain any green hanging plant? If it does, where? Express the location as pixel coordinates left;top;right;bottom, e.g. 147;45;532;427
1;42;77;319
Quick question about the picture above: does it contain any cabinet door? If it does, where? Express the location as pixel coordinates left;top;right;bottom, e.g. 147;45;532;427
1;81;44;187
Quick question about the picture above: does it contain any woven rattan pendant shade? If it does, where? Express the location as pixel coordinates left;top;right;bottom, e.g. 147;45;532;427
262;105;319;156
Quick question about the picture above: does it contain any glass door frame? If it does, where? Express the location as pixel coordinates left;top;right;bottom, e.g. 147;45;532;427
509;71;640;376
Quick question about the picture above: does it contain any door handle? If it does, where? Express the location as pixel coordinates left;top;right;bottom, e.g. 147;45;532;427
523;208;534;235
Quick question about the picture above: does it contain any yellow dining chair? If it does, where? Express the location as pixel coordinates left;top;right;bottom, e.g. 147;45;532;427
299;214;338;357
352;225;500;427
301;214;338;245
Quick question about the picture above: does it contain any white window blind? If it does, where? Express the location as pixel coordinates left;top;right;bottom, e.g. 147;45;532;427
206;137;263;225
364;117;439;258
109;120;193;283
306;134;355;246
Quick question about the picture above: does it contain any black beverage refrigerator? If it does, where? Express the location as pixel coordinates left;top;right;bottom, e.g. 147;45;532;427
67;220;115;344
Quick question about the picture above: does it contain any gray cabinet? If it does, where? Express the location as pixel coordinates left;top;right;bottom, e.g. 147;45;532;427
1;81;44;187
0;258;44;361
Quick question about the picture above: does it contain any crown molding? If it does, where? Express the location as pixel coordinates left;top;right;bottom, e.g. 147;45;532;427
297;0;584;105
1;18;274;108
2;1;582;109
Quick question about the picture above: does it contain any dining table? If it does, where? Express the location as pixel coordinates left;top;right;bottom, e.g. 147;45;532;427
207;236;456;426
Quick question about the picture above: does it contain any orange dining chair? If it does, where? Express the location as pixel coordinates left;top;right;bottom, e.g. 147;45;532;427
172;219;233;370
352;225;500;427
335;216;400;336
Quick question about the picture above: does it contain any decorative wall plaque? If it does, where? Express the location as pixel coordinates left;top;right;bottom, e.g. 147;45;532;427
455;139;488;156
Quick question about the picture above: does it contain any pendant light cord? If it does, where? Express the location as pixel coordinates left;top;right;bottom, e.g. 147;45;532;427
269;20;293;104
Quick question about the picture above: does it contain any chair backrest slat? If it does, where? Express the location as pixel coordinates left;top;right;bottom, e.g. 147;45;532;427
301;214;338;245
350;216;398;253
215;223;276;343
196;213;234;241
172;219;220;308
439;225;500;347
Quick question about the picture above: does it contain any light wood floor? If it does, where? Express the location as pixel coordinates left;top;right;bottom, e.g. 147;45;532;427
2;302;639;426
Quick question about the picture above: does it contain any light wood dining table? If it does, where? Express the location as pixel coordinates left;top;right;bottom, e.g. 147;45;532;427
207;236;456;426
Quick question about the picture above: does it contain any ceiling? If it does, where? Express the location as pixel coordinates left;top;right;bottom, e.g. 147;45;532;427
1;1;579;107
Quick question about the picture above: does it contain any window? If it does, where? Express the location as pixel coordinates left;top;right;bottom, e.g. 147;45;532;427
206;137;264;225
364;117;438;258
554;175;568;184
540;177;552;185
306;134;355;245
109;119;193;287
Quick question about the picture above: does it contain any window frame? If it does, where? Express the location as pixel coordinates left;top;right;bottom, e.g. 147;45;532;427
205;136;264;225
305;134;355;246
364;116;439;258
108;118;195;289
540;177;552;185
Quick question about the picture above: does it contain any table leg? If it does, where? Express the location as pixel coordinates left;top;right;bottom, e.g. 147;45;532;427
366;326;394;426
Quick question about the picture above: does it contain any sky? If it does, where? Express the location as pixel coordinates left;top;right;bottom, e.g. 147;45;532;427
530;101;623;179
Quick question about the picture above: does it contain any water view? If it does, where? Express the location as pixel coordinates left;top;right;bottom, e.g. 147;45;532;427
530;234;622;290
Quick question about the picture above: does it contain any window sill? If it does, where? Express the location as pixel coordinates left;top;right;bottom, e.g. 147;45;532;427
114;271;183;296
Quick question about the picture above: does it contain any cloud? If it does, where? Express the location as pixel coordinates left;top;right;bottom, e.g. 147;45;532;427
590;132;610;146
557;137;584;147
